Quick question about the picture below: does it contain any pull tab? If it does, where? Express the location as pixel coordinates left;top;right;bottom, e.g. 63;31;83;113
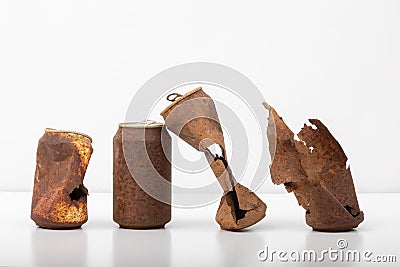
166;93;183;102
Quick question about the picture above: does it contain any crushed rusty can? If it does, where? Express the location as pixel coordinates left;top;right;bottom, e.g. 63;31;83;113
160;87;267;231
31;128;93;229
113;121;171;229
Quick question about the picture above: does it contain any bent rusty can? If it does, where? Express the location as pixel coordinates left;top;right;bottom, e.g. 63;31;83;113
160;87;267;231
31;128;93;229
113;121;171;229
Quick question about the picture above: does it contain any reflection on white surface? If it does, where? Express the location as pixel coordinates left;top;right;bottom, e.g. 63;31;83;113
303;231;364;266
31;228;88;267
112;228;171;267
305;230;364;251
0;193;399;267
216;231;265;267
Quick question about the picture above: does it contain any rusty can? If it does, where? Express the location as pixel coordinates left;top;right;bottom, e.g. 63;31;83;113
160;87;267;231
113;121;171;229
31;128;93;229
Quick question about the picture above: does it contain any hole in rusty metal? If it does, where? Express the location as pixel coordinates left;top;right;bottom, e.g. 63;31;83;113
344;205;360;218
227;190;247;221
69;186;87;201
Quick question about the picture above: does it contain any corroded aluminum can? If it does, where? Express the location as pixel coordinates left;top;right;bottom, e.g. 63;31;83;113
31;128;93;229
113;121;171;229
160;87;266;231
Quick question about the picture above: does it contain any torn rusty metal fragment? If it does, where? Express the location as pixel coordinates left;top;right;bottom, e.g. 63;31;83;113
215;183;267;230
161;87;266;231
263;102;364;232
31;128;93;229
113;121;171;229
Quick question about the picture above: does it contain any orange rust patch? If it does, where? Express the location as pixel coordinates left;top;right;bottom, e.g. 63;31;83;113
49;202;87;224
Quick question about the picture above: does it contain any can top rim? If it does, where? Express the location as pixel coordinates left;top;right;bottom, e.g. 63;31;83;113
45;128;93;142
118;120;164;128
160;87;203;117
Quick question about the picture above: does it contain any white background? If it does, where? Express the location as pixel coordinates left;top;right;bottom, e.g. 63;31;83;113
1;0;399;193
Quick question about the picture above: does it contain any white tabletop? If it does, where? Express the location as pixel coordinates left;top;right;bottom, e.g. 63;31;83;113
0;192;398;267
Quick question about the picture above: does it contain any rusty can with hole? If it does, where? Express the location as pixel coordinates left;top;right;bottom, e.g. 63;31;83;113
160;87;267;230
31;128;93;229
113;121;171;229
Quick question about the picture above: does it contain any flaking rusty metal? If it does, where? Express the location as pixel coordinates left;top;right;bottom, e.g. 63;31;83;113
161;87;267;231
264;102;364;232
31;128;93;229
